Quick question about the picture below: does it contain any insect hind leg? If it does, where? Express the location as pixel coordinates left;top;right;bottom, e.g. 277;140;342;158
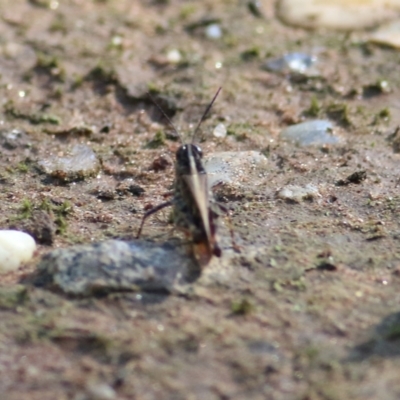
136;200;173;239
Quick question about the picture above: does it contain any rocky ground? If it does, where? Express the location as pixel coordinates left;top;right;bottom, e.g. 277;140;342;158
1;1;400;399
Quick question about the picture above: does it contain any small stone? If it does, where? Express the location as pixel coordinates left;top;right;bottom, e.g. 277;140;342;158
0;129;29;150
89;176;117;201
166;49;182;64
280;120;339;146
86;383;116;400
369;19;400;48
276;0;400;30
111;35;123;47
263;52;318;75
0;230;36;273
34;240;198;296
336;170;367;186
213;123;227;138
151;154;172;172
205;24;222;39
116;180;145;197
38;144;100;182
17;210;57;245
248;0;264;18
277;184;319;202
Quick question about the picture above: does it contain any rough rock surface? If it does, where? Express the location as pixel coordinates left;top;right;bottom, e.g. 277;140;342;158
35;240;198;295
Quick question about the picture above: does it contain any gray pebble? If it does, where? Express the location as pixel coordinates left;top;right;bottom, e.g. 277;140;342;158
280;120;339;146
263;52;317;75
38;144;100;182
205;24;222;39
0;128;29;150
35;240;198;296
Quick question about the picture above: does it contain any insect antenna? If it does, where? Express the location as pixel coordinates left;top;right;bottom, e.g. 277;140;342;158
192;87;222;143
147;91;183;143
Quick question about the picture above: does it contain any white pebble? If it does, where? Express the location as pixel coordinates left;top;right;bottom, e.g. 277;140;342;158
166;49;182;64
205;24;222;39
0;230;36;273
213;123;227;138
277;184;319;202
264;53;318;75
276;0;400;30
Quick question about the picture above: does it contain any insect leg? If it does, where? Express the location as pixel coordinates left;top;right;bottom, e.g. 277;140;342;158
136;200;173;239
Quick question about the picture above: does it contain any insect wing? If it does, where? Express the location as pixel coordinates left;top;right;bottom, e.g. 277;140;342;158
183;171;214;265
182;172;211;234
184;145;213;242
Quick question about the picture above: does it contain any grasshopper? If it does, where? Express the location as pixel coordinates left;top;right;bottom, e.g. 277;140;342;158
136;88;224;266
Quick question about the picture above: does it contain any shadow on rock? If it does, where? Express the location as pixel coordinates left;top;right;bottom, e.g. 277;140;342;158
349;311;400;361
29;239;200;297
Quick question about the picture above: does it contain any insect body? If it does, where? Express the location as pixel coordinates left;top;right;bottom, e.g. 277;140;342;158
136;88;222;266
174;143;221;264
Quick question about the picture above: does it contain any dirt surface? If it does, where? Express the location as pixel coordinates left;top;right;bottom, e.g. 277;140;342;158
1;1;400;399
